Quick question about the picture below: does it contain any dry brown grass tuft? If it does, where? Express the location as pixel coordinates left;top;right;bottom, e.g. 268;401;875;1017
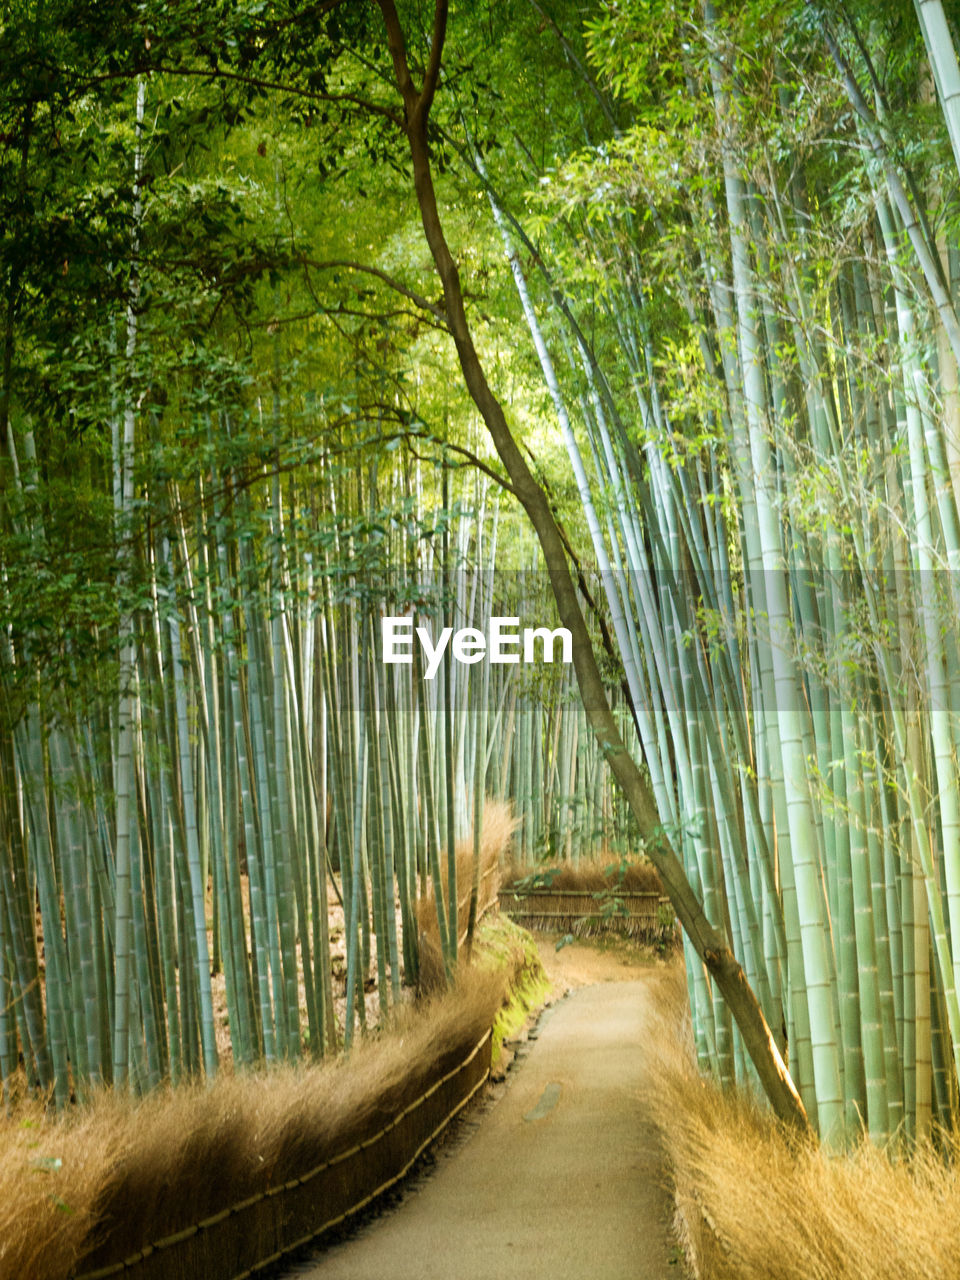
416;798;516;988
642;961;960;1280
0;1096;105;1279
0;964;508;1280
500;854;662;896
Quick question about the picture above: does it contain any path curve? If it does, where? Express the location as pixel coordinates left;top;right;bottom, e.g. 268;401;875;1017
289;976;677;1279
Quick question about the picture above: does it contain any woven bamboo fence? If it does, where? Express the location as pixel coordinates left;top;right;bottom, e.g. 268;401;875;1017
498;887;675;941
73;1031;492;1280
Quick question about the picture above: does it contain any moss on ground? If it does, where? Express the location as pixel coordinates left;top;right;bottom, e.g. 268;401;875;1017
472;913;553;1065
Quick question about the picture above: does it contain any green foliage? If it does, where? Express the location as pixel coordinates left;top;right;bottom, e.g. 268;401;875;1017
6;0;960;1151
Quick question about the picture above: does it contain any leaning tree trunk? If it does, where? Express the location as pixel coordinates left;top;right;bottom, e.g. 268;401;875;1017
373;0;810;1136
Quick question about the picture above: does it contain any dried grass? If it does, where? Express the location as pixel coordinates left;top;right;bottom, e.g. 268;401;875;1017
0;958;512;1280
0;1099;104;1280
415;798;516;989
642;961;960;1280
0;803;525;1279
500;854;662;895
498;855;669;941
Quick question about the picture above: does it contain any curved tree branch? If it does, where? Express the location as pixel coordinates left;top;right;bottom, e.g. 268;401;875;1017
298;257;449;326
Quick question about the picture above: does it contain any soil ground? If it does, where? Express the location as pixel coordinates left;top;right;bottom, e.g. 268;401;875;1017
282;934;683;1280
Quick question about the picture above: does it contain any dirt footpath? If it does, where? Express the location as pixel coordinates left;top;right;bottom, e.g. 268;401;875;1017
290;938;680;1280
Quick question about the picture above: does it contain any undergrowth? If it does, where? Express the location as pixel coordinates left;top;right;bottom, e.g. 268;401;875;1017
0;908;536;1280
480;914;551;1063
500;854;662;896
415;800;517;992
642;962;960;1280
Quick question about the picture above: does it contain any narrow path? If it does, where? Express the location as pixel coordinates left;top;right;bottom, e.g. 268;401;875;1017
289;963;678;1279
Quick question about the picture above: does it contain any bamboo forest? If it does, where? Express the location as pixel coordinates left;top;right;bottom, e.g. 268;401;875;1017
7;1;960;1277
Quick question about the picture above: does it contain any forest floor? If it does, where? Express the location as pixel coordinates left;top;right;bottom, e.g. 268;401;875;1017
209;878;387;1062
207;810;511;1063
282;933;685;1280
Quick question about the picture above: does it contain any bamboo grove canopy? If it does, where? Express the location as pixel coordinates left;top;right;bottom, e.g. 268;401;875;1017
5;0;960;1146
